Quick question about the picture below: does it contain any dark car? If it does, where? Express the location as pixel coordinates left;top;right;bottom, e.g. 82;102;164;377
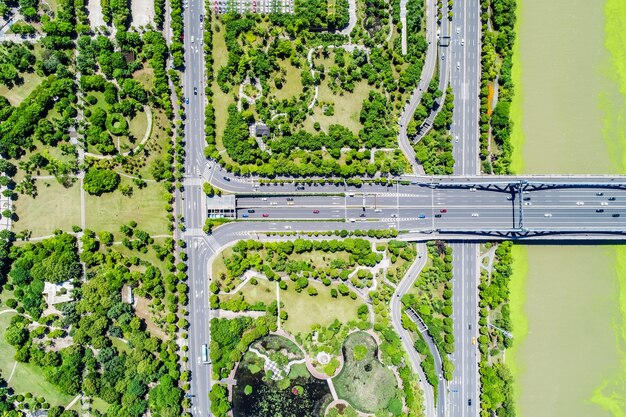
286;198;293;201
613;213;621;218
523;197;531;201
440;209;447;213
223;176;231;182
418;214;426;219
468;399;472;406
609;197;616;201
185;97;189;104
359;213;366;217
597;192;604;196
199;14;204;21
435;214;442;218
247;209;255;213
596;209;604;213
193;87;198;95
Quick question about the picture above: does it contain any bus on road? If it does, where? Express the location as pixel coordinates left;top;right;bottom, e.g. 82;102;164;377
202;344;208;363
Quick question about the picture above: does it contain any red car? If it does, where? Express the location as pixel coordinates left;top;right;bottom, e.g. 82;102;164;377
313;210;320;214
440;209;448;213
262;213;269;217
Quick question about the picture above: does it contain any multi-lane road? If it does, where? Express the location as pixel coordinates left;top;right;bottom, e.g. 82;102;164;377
449;0;481;414
233;187;626;232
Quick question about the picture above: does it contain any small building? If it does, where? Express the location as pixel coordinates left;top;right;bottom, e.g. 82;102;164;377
254;123;271;138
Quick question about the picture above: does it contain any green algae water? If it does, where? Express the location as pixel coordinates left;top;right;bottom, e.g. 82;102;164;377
509;0;626;416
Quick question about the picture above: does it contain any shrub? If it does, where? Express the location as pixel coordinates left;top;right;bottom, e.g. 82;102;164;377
83;168;120;195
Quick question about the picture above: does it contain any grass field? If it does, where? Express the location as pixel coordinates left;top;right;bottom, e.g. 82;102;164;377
333;331;397;413
127;109;149;145
212;82;236;164
111;236;171;271
135;109;170;180
311;78;371;134
273;62;305;101
85;177;169;238
0;71;43;106
213;22;229;70
281;280;361;335
133;66;154;90
220;278;277;307
13;179;81;237
0;312;75;408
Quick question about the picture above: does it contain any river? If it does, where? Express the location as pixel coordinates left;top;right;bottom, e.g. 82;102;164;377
508;0;626;416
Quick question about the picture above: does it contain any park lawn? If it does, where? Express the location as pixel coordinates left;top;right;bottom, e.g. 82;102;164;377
110;236;171;271
281;280;361;335
212;22;229;70
85;177;169;238
0;71;43;106
285;250;351;269
333;331;397;413
133;66;155;90
86;91;107;111
13;179;81;238
212;246;232;281
134;108;170;180
220;278;277;307
312;78;371;134
125;108;149;148
91;397;110;414
212;82;237;166
111;337;131;353
273;62;305;101
0;312;76;408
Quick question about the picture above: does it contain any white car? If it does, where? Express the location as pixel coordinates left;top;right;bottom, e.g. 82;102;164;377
461;38;465;46
544;213;552;217
601;202;609;206
455;136;459;143
471;213;479;217
261;197;268;201
524;202;532;206
456;62;460;70
270;202;278;205
456;27;461;34
374;209;382;213
576;201;585;206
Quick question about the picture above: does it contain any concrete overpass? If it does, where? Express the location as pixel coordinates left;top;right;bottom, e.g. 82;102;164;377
228;177;626;240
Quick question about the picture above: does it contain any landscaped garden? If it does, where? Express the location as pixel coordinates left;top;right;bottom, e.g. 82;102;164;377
204;0;426;178
333;331;401;414
232;347;332;417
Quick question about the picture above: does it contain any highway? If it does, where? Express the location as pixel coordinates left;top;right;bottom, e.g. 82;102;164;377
181;0;212;415
449;0;481;415
450;0;480;176
233;188;626;231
